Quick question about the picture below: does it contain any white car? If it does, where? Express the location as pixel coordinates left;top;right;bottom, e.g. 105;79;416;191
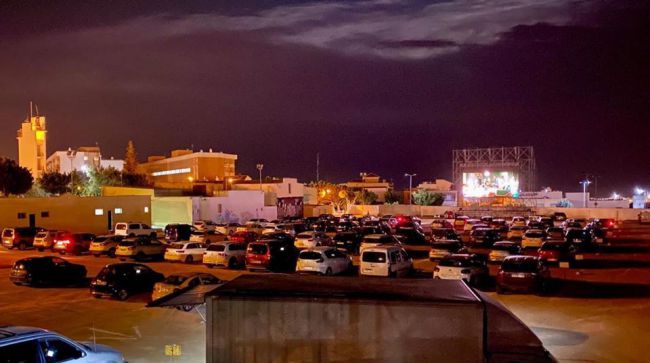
0;326;126;362
189;230;228;244
114;222;159;237
359;234;400;251
511;216;527;227
152;272;221;302
296;247;352;275
33;230;58;251
193;220;217;232
433;254;488;286
295;231;332;249
203;242;247;268
164;242;207;263
521;229;546;249
360;245;412;277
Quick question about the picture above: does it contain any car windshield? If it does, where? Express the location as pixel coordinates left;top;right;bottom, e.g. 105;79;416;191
119;241;135;247
164;275;188;285
526;232;545;238
207;244;226;252
93;236;108;243
362;252;386;263
439;258;471;267
169;243;185;249
36;232;48;238
363;236;391;243
296;233;313;239
299;251;322;260
492;244;513;251
249;244;267;254
116;224;127;230
502;259;538;272
541;243;566;251
3;229;13;237
431;242;458;250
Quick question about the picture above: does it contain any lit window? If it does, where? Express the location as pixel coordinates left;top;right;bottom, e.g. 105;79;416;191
151;168;191;177
94;209;104;216
144;206;149;213
115;208;123;215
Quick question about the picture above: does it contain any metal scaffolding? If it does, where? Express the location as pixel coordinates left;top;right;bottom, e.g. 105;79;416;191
452;146;536;193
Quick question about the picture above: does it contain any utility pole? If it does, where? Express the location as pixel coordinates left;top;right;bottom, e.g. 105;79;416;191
404;173;416;205
256;164;264;191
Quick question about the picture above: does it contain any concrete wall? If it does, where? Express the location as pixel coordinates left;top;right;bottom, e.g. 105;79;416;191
192;190;277;224
102;186;155;197
0;194;151;234
151;197;193;228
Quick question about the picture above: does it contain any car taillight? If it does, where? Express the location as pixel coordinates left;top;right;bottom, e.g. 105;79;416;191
461;269;471;274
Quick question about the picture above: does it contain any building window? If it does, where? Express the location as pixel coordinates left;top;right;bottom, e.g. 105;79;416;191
115;208;123;215
288;183;292;194
17;213;26;219
151;168;191;177
144;206;149;213
41;211;50;218
94;209;104;216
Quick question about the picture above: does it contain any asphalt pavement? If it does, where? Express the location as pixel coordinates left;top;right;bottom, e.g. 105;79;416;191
1;249;649;363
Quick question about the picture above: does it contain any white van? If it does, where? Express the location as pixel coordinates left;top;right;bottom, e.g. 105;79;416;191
360;245;412;277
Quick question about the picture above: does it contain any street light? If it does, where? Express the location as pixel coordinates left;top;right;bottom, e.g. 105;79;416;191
404;173;416;205
66;147;77;193
256;164;264;191
580;179;591;208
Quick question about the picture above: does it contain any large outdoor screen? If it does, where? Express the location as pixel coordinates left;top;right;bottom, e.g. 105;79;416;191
462;171;519;197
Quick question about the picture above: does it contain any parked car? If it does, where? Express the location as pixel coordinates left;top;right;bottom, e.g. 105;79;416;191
259;232;295;245
360;234;401;250
294;231;332;250
9;256;86;287
545;227;565;240
429;239;465;261
488;241;521;263
296;247;353;276
521;229;547;249
537;241;573;264
430;219;453;229
510;216;527;227
33;230;58;251
395;228;428;245
468;228;500;247
215;222;241;236
565;228;591;245
453;216;469;231
152;272;221;303
359;245;412;277
90;263;164;300
538;217;554;229
463;219;482;232
114;222;158;237
203;241;247;268
53;232;95;255
431;228;459;241
189;229;228;244
89;235;124;258
115;237;166;261
164;223;193;242
551;212;567;227
496;256;549;294
507;226;528;240
164;242;207;263
229;230;259;244
245;240;298;272
433;254;488;286
0;326;126;362
193;220;217;232
2;227;43;250
359;226;387;236
333;231;362;254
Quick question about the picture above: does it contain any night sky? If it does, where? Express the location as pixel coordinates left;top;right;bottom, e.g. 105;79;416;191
1;0;648;195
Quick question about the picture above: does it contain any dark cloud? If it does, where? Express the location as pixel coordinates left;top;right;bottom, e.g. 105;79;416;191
0;0;648;195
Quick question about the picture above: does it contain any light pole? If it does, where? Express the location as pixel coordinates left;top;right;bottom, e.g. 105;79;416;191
66;147;77;193
404;173;416;205
580;179;591;208
256;164;264;191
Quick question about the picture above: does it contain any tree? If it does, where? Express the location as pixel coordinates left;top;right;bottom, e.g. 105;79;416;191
124;140;138;173
309;180;358;214
122;172;152;187
384;190;403;204
413;189;445;206
80;167;122;196
39;171;71;195
356;190;378;205
0;158;33;196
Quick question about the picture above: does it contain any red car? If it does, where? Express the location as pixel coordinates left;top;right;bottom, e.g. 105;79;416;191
245;240;297;272
496;256;549;294
229;231;258;244
53;232;96;255
537;241;573;264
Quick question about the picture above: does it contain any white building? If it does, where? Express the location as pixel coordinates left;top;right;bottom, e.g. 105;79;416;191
17;112;47;178
232;177;305;218
47;146;124;174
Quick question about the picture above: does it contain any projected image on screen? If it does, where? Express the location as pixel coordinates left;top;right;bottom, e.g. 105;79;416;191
462;171;519;197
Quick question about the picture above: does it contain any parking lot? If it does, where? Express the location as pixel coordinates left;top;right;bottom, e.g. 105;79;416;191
1;247;650;363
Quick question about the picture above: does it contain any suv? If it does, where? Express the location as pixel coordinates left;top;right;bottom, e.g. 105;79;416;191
245;240;298;272
89;235;124;258
468;228;500;247
33;230;59;251
203;241;247;269
116;237;166;261
114;222;158;237
164;223;194;242
2;227;43;250
90;263;164;300
0;326;125;362
53;232;96;255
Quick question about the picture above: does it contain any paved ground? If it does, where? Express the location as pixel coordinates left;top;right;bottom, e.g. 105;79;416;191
1;249;649;363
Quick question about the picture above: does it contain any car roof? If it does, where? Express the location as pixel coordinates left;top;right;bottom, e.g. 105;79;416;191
0;326;50;342
492;241;516;246
208;274;481;304
364;234;390;239
306;246;336;252
503;255;538;262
